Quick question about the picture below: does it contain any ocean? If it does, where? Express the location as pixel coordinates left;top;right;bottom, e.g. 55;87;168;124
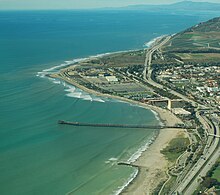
0;10;217;195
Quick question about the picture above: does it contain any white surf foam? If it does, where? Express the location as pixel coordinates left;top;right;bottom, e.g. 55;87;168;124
43;58;87;73
38;49;140;78
65;88;76;93
105;157;118;164
81;94;93;101
112;132;158;195
150;110;164;126
92;97;105;103
37;35;167;79
36;57;89;79
127;135;157;164
144;35;166;48
36;71;47;78
109;157;118;161
88;49;139;59
113;169;139;195
64;84;106;103
37;45;163;103
66;92;82;98
52;80;61;84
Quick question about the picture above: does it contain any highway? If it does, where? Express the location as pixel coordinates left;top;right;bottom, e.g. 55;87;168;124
142;35;208;108
143;36;220;194
143;36;171;81
175;115;219;194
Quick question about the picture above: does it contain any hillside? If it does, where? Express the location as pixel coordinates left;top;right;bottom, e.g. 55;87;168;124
163;17;220;53
186;17;220;33
156;17;220;65
121;1;220;12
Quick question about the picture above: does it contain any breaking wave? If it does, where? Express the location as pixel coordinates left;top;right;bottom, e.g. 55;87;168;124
113;169;139;195
127;135;157;164
144;35;166;48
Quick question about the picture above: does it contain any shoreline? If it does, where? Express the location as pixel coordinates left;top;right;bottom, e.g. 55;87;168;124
37;35;164;78
50;73;186;194
121;109;186;195
37;48;144;78
44;35;186;194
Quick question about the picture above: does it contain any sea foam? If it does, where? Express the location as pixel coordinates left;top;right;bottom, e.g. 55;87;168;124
64;85;105;102
144;35;166;48
113;169;139;195
128;135;157;163
36;46;144;79
150;110;165;126
36;49;144;103
112;132;158;195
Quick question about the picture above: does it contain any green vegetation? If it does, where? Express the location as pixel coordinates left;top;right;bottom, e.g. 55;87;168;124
193;158;220;194
158;17;220;66
212;167;220;182
161;135;190;162
153;181;165;195
160;176;177;194
208;158;220;182
201;177;220;189
175;53;220;64
100;50;145;67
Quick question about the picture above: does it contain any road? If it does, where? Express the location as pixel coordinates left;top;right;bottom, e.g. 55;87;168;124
143;36;171;81
143;36;220;194
143;35;209;108
175;115;219;194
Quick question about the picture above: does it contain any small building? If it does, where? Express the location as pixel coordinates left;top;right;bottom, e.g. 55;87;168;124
105;76;118;82
172;108;191;115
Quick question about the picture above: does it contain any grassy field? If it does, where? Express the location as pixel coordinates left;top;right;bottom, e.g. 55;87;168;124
161;134;190;162
211;158;220;182
164;31;220;51
163;16;220;52
175;53;220;61
158;18;220;66
212;167;220;182
160;176;177;195
100;50;146;67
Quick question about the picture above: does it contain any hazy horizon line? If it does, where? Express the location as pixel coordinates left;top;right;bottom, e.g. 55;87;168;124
0;0;220;11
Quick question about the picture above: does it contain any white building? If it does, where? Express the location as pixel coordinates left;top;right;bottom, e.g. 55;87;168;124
105;76;118;82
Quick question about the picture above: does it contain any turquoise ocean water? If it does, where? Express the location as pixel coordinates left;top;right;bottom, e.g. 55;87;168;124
0;10;217;195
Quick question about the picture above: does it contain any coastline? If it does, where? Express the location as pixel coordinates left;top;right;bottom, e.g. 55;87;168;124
37;35;163;79
44;35;186;194
50;73;186;194
121;108;185;195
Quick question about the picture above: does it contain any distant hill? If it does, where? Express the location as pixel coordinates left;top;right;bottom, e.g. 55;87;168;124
161;16;220;65
163;16;220;52
186;17;220;33
120;1;220;12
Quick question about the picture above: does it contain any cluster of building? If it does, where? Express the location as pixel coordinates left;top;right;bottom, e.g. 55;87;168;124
157;64;220;108
68;68;119;83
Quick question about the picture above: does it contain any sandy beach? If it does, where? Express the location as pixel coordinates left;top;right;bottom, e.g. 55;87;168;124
51;73;187;194
122;107;185;195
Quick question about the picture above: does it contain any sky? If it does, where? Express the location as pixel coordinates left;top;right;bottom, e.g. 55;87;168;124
0;0;219;10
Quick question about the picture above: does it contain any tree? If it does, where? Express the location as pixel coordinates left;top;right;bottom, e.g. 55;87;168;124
202;177;220;188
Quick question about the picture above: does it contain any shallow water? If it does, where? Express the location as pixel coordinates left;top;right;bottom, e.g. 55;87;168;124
0;10;217;194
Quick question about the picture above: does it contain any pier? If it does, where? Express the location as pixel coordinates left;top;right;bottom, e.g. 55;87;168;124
58;120;191;129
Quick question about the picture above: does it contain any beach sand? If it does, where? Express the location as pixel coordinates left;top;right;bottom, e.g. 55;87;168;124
122;107;185;195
